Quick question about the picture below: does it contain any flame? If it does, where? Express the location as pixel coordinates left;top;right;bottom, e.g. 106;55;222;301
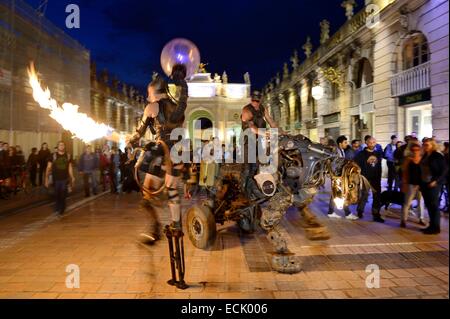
27;62;122;144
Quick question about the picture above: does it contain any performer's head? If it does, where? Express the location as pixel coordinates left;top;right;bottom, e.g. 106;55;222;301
250;90;262;108
56;141;66;153
147;75;168;103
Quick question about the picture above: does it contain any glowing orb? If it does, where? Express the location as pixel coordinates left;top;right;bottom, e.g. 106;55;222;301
160;38;200;79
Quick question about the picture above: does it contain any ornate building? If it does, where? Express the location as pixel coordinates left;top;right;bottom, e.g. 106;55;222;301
263;0;449;145
90;63;145;148
168;68;251;142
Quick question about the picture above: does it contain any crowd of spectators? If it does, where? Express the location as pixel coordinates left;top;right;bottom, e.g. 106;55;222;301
321;133;449;235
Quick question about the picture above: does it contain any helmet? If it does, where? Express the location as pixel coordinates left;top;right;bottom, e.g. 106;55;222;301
148;75;168;94
251;90;262;101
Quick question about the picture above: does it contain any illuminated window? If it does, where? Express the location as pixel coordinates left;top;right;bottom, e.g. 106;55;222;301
403;33;429;70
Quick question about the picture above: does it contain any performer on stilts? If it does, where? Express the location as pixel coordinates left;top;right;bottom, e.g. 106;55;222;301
128;64;189;289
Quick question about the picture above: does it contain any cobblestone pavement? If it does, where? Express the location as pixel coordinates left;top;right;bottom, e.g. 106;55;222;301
0;186;448;299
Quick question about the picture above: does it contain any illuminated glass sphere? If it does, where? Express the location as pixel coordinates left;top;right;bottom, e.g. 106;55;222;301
312;85;324;100
160;38;201;79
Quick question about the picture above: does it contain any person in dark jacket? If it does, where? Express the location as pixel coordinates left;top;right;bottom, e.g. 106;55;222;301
355;137;385;223
27;148;39;187
78;145;99;197
38;143;51;186
0;144;12;198
0;142;7;181
45;141;75;216
10;146;24;193
401;142;425;228
361;135;383;153
345;139;362;160
109;146;121;194
122;147;140;193
384;135;399;192
443;142;449;214
419;138;448;234
13;145;26;177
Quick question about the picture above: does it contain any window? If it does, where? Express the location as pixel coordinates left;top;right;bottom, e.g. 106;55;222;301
307;83;318;118
295;85;302;123
403;33;429;70
355;58;374;88
330;82;340;100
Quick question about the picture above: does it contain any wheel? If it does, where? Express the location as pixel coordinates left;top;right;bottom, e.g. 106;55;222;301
186;203;217;249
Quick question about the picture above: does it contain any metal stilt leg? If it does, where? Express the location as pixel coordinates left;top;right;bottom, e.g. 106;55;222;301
165;225;188;290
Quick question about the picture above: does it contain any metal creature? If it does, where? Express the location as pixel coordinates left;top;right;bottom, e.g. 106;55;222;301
186;134;371;274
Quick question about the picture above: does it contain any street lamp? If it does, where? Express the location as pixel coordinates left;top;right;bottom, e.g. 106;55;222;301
312;80;324;100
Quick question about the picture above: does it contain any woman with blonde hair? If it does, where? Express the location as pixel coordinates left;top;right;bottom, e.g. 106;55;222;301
420;138;447;234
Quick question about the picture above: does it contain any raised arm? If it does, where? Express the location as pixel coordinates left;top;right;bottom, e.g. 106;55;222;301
129;103;159;144
241;107;260;135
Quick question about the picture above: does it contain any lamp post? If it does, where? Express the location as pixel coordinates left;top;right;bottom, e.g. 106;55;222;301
312;80;324;101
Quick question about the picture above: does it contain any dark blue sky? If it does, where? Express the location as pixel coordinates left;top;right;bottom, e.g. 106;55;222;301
26;0;364;93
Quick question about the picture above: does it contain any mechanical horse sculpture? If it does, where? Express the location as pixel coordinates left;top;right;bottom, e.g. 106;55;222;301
185;134;372;273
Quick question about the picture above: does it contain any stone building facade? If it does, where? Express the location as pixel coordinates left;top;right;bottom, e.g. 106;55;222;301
0;0;90;157
90;63;145;149
262;0;449;145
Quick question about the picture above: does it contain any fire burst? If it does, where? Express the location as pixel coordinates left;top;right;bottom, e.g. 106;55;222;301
27;62;120;144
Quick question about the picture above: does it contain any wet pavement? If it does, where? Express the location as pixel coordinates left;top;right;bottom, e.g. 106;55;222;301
0;186;448;299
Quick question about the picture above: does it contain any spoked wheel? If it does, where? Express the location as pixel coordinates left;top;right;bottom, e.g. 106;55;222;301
186;204;217;249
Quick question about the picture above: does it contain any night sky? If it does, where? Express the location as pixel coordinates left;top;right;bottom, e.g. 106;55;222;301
26;0;365;93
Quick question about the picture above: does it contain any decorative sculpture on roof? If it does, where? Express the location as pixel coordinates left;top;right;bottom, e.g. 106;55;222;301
320;20;330;44
198;63;208;73
303;37;313;58
129;86;136;99
112;76;119;90
222;71;228;84
291;50;299;70
341;0;356;20
244;72;251;84
100;69;109;84
283;63;289;80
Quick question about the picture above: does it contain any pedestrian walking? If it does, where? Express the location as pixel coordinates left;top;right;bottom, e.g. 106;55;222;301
110;146;121;194
38;143;51;186
27;147;39;187
78;145;99;197
401;142;426;228
45;141;75;216
384;135;399;192
420;138;448;234
355;137;385;223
